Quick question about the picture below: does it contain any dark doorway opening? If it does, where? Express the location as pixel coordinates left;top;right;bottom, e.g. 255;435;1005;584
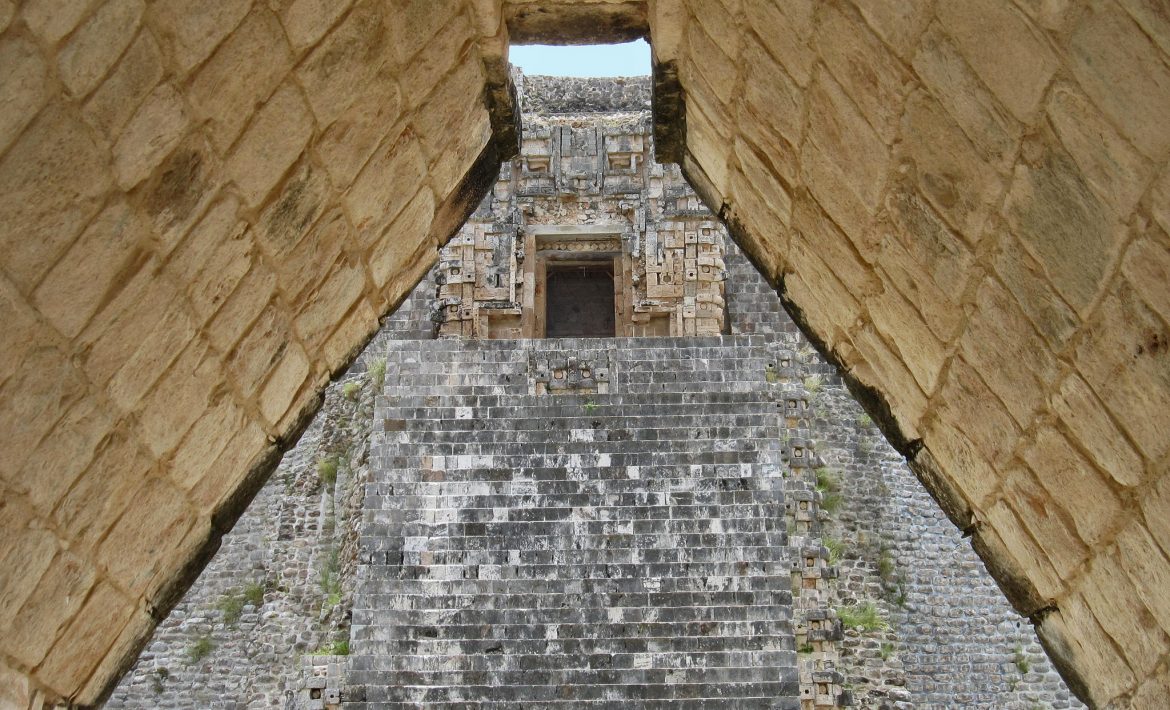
545;264;616;338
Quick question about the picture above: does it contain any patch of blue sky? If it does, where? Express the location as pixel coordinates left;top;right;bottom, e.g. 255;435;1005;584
509;40;651;77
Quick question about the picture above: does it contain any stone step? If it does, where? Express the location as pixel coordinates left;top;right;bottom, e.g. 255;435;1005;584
352;679;799;704
346;649;795;673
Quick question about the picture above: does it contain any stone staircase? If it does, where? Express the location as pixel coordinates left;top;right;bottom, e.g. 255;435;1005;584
346;336;800;708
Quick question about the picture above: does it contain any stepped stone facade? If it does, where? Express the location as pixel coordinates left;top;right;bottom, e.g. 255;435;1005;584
108;80;1081;709
1;2;1169;707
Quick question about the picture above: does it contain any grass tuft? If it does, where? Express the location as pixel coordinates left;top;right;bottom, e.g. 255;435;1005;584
837;601;890;632
186;635;214;664
317;456;339;486
368;357;387;390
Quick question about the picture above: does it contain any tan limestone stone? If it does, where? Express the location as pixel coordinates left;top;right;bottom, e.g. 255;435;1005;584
0;346;87;475
112;83;189;189
225;82;314;208
137;338;221;457
1122;228;1170;323
990;229;1079;350
0;104;111;292
56;0;144;98
345;124;429;245
21;0;95;45
5;551;96;668
148;0;251;74
936;0;1058;121
272;210;348;304
258;340;312;425
32;201;150;339
1000;467;1089;583
104;291;196;411
0;36;49;155
34;582;140;696
854;0;932;59
369;189;436;288
1068;0;1170;160
276;0;355;51
187;8;293;154
741;0;815;86
1037;599;1137;706
1079;551;1169;676
52;430;153;552
169;391;248;492
206;260;278;354
1022;428;1122;548
313;74;403;189
1113;522;1170;637
0;500;58;631
82;32;163;140
982;498;1065;601
1050;374;1143;488
227;303;297;400
22;396;115;517
293;253;367;352
98;477;194;594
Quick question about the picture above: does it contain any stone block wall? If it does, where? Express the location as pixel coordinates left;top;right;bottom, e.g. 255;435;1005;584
648;2;1170;704
0;2;514;705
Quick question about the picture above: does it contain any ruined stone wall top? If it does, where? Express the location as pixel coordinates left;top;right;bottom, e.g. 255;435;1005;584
517;72;651;116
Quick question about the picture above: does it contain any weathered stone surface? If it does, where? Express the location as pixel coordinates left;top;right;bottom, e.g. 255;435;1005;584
56;0;144;98
224;82;314;208
112;83;188;189
0;36;48;154
149;0;251;73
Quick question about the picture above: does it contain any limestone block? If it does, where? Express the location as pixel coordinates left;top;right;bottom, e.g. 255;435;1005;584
98;476;194;594
148;0;251;73
75;597;155;706
188;9;293;153
52;430;154;552
257;160;333;263
206;260;278;353
1151;167;1170;237
82;32;163;140
685;97;732;197
0;0;12;30
1038;599;1137;706
0;104;111;292
169;392;248;492
790;196;882;301
189;417;270;515
865;273;945;393
105;290;196;411
56;0;144;98
740;0;815;86
981;498;1065;602
389;0;463;67
167;196;245;296
23;396;114;517
1118;0;1170;56
1050;374;1143;488
369;189;436;288
184;219;255;325
1068;0;1170;160
227;303;296;399
1023;428;1121;548
0;275;47;386
1141;471;1170;559
0;346;87;476
34;582;140;696
1074;283;1170;462
925;358;1018;506
293;253;366;351
1012;0;1077;32
403;13;475;114
1046;83;1154;218
5;551;96;668
958;276;1058;426
296;0;395;127
911;24;1020;171
875;207;966;343
1113;522;1170;638
1121;228;1170;324
414;58;492;190
274;210;347;303
816;2;911;144
728;142;791;232
112;83;189;189
882;189;974;303
32;201;150;339
314;75;403;188
0;503;58;632
1080;551;1168;677
853;0;932;59
142;136;222;253
684;15;737;107
991;230;1079;349
138;338;221;458
276;0;355;51
737;39;801;184
937;0;1058;121
843;325;928;439
1000;468;1089;582
259;339;312;425
802;71;888;239
0;36;48;155
21;0;95;44
225;82;314;208
345;125;428;245
1131;667;1170;710
323;297;379;371
898;89;1003;244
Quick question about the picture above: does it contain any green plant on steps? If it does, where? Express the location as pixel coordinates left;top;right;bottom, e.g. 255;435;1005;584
216;591;245;626
320;546;342;607
880;641;896;660
317;456;339;486
802;373;824;394
368;357;387;390
1014;645;1031;674
823;537;844;565
836;601;890;632
186;635;214;664
342;380;360;401
243;581;264;607
583;398;599;414
815;467;843;514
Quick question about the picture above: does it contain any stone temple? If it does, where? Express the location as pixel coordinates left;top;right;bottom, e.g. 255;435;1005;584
2;2;1170;708
107;75;1084;709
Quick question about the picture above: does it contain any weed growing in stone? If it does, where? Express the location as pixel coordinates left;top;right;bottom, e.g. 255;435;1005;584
802;374;824;394
317;639;350;656
879;641;896;660
243;581;264;607
815;468;843;514
823;537;844;565
856;413;872;428
342;381;361;401
317;456;339;486
217;592;246;626
368;357;387;390
150;668;168;694
798;642;814;654
837;601;889;632
583;398;599;414
186;635;214;664
1014;645;1031;674
878;545;909;607
320;547;343;606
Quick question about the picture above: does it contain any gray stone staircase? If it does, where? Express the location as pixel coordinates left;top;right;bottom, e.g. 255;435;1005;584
347;336;800;708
